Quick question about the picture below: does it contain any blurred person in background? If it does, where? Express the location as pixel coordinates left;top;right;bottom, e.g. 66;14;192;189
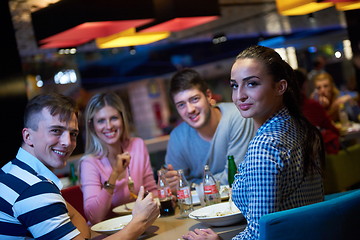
80;91;157;224
307;55;327;96
295;69;340;154
308;56;327;80
164;68;255;193
183;46;324;240
311;72;360;123
0;92;159;240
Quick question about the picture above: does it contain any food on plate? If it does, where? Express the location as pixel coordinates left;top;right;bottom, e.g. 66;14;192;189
214;208;240;217
189;202;244;227
194;204;240;218
220;185;230;196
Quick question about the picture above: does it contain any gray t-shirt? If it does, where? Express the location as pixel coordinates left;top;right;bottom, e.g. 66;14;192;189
165;102;255;184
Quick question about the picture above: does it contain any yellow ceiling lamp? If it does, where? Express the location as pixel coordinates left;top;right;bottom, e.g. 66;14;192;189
335;1;360;11
96;28;170;49
276;0;334;15
319;0;360;11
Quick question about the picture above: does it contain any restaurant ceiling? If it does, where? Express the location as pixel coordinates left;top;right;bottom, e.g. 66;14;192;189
30;0;221;49
9;0;346;57
8;0;348;90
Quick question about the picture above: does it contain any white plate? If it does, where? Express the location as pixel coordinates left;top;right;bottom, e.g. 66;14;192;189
91;215;133;235
189;201;244;227
112;201;136;215
191;185;230;205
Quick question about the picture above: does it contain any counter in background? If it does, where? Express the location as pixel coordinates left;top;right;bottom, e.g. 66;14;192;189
144;135;169;153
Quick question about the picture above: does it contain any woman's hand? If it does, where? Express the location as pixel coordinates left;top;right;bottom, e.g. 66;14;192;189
105;152;130;194
113;152;131;179
318;95;330;108
182;228;221;240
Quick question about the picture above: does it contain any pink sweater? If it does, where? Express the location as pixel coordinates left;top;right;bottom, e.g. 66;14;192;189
80;137;157;224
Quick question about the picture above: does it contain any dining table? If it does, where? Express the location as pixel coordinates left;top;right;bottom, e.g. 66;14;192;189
339;122;360;143
91;205;247;240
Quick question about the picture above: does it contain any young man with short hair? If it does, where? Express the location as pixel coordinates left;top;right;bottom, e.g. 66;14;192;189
165;69;255;192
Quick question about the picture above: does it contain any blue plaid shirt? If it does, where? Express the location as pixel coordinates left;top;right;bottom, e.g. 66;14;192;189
232;108;324;240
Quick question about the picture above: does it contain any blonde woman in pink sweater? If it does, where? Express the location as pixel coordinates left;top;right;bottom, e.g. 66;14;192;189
80;92;157;225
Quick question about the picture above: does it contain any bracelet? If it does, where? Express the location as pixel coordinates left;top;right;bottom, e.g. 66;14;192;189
104;181;115;189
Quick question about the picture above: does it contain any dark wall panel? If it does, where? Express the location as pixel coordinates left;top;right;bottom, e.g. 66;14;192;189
345;9;360;92
0;1;27;167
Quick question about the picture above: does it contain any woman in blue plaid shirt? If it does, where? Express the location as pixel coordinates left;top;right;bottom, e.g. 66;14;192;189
182;46;324;240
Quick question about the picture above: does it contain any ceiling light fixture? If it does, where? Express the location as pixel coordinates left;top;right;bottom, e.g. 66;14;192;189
96;28;170;49
138;0;220;33
335;1;360;11
31;0;220;49
276;0;334;15
318;0;360;11
95;0;220;48
38;20;154;49
31;0;154;49
212;33;227;44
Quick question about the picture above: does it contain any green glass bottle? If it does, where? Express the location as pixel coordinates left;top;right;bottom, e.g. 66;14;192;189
70;163;78;186
227;155;237;188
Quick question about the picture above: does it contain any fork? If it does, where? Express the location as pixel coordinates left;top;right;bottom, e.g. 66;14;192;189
127;167;137;199
229;188;234;212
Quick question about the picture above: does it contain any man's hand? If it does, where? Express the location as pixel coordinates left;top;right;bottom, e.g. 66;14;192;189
132;186;160;229
164;164;179;194
108;186;159;240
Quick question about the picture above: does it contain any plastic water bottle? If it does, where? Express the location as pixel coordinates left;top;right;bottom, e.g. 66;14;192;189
227;155;237;188
203;165;221;206
177;169;193;217
157;169;175;216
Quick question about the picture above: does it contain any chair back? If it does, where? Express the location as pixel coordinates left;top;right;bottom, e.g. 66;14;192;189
259;189;360;240
61;185;87;221
324;143;360;193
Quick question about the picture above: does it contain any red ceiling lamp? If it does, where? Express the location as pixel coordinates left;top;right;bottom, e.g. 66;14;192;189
138;0;220;33
31;0;155;49
320;0;360;11
95;0;220;49
276;0;334;15
38;20;154;49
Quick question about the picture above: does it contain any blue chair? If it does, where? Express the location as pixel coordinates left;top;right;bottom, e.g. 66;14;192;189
259;189;360;240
